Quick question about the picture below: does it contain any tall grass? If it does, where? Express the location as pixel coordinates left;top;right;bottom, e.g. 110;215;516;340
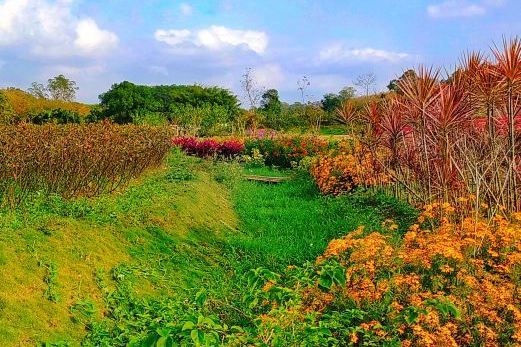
0;122;172;205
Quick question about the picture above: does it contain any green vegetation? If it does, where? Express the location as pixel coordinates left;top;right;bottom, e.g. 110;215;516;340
0;149;415;345
230;173;416;270
96;82;240;130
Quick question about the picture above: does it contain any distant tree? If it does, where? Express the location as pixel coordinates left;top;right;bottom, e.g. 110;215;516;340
339;86;356;100
47;75;78;101
441;68;463;85
28;82;49;99
321;93;342;114
241;68;262;110
354;73;376;96
321;86;356;123
387;69;417;93
98;82;240;129
297;75;310;104
260;89;283;129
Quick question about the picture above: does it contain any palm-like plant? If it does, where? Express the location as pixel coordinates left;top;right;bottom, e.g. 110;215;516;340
397;65;440;197
491;37;521;208
335;100;359;139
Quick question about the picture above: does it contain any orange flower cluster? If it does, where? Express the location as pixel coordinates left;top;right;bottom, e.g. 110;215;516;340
310;144;390;195
312;205;521;346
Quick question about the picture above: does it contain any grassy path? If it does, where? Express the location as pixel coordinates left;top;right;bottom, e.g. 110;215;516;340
230;167;416;271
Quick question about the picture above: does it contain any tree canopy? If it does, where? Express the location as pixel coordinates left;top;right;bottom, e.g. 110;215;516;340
97;82;241;129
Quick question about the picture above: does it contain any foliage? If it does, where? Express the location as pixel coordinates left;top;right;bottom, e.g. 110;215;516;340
387;69;418;93
240;203;521;346
321;86;356;115
0;88;90;123
28;108;81;124
310;144;390;195
244;135;331;167
0;91;15;124
358;37;521;212
97;82;240;129
169;103;231;136
29;75;79;101
172;136;244;159
0;123;171;205
46;75;79;101
259;89;283;129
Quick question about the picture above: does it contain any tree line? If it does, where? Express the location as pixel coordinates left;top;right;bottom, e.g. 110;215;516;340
0;70;402;135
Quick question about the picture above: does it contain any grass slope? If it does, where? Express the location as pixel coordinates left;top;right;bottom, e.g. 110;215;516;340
0;152;237;345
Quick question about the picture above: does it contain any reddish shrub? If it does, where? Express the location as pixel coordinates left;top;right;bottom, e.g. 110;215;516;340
172;136;244;159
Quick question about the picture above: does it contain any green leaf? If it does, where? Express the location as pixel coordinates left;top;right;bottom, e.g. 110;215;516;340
182;321;195;331
318;276;332;290
155;336;167;347
156;328;171;337
190;329;201;345
195;289;207;307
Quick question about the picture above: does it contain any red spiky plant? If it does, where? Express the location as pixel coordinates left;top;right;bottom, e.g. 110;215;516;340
355;37;521;213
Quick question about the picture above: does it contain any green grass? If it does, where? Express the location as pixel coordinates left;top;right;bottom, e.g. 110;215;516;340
319;124;348;135
229;171;416;271
0;150;416;345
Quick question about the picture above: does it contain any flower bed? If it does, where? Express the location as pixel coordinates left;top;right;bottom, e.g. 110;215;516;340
246;203;521;346
244;135;331;168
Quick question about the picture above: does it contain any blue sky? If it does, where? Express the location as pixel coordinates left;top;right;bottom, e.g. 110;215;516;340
0;0;519;104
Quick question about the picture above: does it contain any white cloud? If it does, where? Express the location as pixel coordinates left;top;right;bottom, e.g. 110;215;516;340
179;3;193;16
319;43;409;63
427;0;504;18
0;0;118;57
74;18;118;54
154;25;268;54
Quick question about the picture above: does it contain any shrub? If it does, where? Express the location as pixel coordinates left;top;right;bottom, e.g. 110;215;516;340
0;123;172;206
310;144;390;195
244;135;331;168
172;136;244;159
29;108;81;124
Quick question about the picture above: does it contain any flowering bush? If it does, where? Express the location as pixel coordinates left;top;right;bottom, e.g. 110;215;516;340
172;136;244;159
0;123;172;205
245;204;521;346
310;144;390;195
244;135;331;168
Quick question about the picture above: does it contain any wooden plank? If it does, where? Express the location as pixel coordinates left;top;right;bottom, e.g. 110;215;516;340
244;175;290;183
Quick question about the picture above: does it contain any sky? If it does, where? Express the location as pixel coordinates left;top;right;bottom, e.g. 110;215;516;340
0;0;520;104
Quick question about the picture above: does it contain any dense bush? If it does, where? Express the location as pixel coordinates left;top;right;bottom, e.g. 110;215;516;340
97;82;240;131
310;144;390;195
244;135;331;168
0;123;171;205
169;104;232;136
172;136;244;159
28;108;81;124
